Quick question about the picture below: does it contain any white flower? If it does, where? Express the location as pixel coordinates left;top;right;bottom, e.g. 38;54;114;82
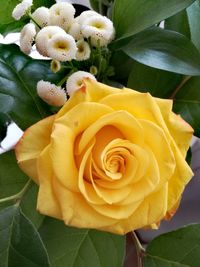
51;59;61;73
35;26;66;57
49;2;75;31
20;23;36;54
66;71;96;96
47;33;77;61
32;7;50;28
68;19;83;40
37;80;67;106
81;15;115;47
12;0;33;20
77;10;100;25
76;39;91;61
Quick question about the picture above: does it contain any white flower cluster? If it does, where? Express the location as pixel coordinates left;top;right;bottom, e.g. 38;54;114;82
13;2;115;60
12;2;114;106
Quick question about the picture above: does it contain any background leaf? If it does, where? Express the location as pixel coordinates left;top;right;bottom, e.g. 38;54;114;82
173;76;200;137
186;1;200;52
110;51;135;85
165;1;200;52
20;183;44;229
39;217;125;267
144;224;200;267
0;150;28;199
0;150;43;228
165;10;191;38
112;0;195;48
144;255;189;267
127;61;182;97
0;44;65;130
122;27;200;75
0;205;50;267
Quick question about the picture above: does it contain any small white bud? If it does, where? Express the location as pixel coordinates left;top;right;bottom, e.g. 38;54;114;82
76;39;91;61
12;0;33;20
20;23;36;54
37;80;67;106
82;15;115;47
90;65;98;76
49;2;75;31
32;7;50;28
47;33;77;61
50;60;61;73
66;71;96;96
35;26;66;57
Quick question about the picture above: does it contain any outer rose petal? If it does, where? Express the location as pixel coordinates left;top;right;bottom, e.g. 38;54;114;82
37;145;62;219
52;177;117;229
167;142;193;211
102;185;168;235
15;115;55;183
155;98;193;157
57;78;118;118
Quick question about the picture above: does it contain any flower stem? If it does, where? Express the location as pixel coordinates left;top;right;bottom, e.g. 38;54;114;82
98;0;103;15
130;231;145;267
170;75;191;99
28;13;41;29
57;69;75;86
97;41;102;80
0;179;32;204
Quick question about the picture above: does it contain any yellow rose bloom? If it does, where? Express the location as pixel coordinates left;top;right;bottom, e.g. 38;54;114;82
15;79;193;235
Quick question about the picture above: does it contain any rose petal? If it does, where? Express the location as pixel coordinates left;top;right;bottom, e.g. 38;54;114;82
15;115;55;183
37;145;62;219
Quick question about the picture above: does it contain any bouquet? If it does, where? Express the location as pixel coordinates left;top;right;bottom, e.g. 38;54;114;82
0;0;200;266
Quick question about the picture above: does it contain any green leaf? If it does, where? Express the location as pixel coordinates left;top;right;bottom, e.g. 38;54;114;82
165;10;191;39
0;149;44;227
165;1;200;52
0;19;29;37
110;51;135;84
0;0;55;35
0;44;65;130
145;224;200;267
122;27;200;75
20;183;44;229
0;150;28;199
127;61;182;98
89;0;100;12
187;1;200;51
89;0;113;13
0;205;50;267
173;76;200;137
144;255;189;267
39;217;125;267
112;0;195;48
0;113;10;143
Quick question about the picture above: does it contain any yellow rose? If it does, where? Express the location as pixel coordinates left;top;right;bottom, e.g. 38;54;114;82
15;79;193;234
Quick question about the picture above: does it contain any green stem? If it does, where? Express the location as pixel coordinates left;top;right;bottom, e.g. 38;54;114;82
130;231;145;267
0;179;32;204
57;69;75;86
28;13;41;29
98;0;104;15
97;41;102;80
170;75;191;99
